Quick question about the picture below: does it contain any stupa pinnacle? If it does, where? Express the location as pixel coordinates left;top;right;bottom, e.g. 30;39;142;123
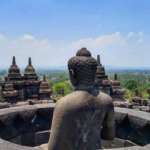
39;75;52;100
24;57;38;80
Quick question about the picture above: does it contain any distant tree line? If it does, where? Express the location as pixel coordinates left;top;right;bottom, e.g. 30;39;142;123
1;69;150;101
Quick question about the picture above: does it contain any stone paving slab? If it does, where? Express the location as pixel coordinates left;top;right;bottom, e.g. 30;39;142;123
0;138;41;150
115;107;150;122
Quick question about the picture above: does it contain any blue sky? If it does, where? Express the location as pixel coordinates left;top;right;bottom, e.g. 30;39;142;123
0;0;150;68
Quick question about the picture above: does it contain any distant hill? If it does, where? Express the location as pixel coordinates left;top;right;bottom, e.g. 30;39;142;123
1;65;150;75
37;65;150;74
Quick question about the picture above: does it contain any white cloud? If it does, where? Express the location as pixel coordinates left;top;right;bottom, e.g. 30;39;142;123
0;34;5;40
22;34;35;40
71;32;144;50
0;32;149;69
71;32;126;50
71;32;150;67
0;33;66;68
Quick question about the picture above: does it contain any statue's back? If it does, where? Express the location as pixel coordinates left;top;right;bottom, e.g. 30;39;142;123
48;91;114;150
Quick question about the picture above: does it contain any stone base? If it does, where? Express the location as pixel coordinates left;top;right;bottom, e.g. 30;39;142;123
101;138;136;149
38;138;137;150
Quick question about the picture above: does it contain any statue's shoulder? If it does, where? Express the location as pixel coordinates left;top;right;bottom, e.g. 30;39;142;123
54;91;92;113
97;91;113;106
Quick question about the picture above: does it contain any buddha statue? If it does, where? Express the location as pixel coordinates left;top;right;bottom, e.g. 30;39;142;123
48;48;115;150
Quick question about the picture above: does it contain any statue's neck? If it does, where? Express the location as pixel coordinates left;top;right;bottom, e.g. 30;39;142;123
74;84;99;96
74;84;94;90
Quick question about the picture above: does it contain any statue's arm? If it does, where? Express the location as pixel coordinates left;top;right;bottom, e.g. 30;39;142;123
48;101;69;150
101;102;115;140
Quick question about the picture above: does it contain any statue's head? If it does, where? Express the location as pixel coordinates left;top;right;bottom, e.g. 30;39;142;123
68;48;97;88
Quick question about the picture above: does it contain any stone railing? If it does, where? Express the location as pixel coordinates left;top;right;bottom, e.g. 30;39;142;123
0;104;149;150
0;103;55;150
113;107;150;150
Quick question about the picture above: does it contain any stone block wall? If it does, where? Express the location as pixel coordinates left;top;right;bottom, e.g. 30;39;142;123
0;104;149;149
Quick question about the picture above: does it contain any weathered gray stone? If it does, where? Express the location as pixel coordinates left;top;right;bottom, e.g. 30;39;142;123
0;103;149;149
35;130;50;146
0;138;41;150
139;106;150;112
0;102;10;109
115;107;150;146
0;104;54;144
101;138;136;149
9;136;21;145
113;101;132;108
21;132;35;146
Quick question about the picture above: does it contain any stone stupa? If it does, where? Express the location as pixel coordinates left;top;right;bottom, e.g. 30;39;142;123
95;54;111;94
39;75;52;100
